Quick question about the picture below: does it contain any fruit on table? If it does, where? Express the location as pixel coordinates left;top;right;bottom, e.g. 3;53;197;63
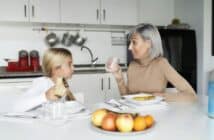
132;95;155;101
144;115;154;128
116;114;134;132
91;109;108;127
91;109;155;133
101;112;117;131
133;115;147;131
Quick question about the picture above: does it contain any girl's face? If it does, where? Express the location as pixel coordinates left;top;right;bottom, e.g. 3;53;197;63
128;33;151;59
53;57;74;79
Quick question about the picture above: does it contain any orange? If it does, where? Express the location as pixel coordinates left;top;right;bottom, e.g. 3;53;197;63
144;115;154;128
133;115;147;131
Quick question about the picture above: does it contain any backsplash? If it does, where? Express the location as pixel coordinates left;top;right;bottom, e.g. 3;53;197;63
0;24;127;66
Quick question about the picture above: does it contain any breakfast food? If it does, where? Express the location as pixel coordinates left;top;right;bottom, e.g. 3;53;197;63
54;77;66;97
91;109;108;127
132;95;155;101
116;114;134;132
91;109;155;133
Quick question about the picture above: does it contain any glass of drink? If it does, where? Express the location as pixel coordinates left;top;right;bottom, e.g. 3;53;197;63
208;81;214;118
105;57;120;72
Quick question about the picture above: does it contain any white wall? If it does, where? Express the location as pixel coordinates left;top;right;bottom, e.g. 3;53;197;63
174;0;212;95
0;23;127;66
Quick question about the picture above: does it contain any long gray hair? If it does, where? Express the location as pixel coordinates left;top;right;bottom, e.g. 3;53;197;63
128;23;163;59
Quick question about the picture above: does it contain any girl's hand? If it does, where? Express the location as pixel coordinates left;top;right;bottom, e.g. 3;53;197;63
45;86;60;101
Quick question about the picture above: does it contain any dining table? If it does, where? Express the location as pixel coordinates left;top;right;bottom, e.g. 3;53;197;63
0;95;213;140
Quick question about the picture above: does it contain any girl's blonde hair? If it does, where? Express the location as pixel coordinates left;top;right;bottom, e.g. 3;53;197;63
42;48;72;77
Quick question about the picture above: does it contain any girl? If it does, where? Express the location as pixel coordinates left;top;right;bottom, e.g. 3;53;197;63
13;48;76;112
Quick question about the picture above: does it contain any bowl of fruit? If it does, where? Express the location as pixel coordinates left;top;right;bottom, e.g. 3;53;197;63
91;108;155;135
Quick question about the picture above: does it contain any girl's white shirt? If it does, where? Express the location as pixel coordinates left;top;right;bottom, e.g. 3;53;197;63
12;76;72;112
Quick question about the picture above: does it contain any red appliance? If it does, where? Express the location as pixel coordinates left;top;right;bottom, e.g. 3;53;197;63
30;50;40;72
6;50;40;72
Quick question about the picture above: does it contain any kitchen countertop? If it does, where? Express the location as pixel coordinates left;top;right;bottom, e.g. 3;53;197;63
0;96;212;140
0;65;128;78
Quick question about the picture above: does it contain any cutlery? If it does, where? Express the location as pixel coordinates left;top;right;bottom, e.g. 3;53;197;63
2;114;38;119
104;102;123;110
117;100;136;109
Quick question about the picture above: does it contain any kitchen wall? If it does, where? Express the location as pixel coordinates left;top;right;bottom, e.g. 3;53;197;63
174;0;212;95
0;23;127;66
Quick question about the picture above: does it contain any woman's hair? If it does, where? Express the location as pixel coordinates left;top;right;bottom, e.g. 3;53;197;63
42;48;72;77
128;23;163;59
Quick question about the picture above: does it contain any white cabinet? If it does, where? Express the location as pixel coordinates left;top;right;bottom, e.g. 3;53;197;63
69;73;120;107
0;0;60;23
101;0;137;25
138;0;174;26
30;0;60;23
0;0;29;22
61;0;100;24
61;0;137;25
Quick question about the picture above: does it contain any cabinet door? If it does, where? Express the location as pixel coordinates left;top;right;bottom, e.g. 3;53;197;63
30;0;60;23
61;0;100;24
139;0;174;26
101;0;137;25
69;74;105;107
0;0;29;22
104;73;121;100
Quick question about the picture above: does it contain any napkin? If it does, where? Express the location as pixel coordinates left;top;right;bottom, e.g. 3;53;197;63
102;99;169;113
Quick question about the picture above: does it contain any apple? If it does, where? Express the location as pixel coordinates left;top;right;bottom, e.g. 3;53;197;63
101;112;118;131
116;114;134;132
91;109;108;127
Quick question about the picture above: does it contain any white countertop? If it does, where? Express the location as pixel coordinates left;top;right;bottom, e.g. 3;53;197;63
0;98;213;140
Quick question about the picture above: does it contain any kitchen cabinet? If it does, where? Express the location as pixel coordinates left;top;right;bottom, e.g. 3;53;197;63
69;73;121;106
101;0;137;25
61;0;137;25
138;0;174;26
61;0;100;24
0;0;60;23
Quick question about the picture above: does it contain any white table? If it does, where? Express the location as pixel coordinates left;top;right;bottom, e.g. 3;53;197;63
0;96;214;140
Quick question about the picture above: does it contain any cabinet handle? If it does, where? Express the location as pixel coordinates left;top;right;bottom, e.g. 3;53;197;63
24;5;27;17
103;9;106;21
96;9;99;20
32;5;35;17
101;78;104;91
108;77;111;90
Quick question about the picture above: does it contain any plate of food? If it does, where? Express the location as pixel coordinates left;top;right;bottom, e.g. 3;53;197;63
91;108;155;135
122;93;163;105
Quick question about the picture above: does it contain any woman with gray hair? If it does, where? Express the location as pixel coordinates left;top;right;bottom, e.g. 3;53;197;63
107;23;196;102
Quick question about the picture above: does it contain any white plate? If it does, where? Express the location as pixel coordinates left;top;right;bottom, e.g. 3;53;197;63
123;93;163;105
64;101;85;114
91;122;155;136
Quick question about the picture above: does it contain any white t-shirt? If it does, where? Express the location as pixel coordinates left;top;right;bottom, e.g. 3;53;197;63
13;77;72;112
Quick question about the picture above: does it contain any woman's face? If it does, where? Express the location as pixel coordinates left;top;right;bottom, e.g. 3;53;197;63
128;33;151;59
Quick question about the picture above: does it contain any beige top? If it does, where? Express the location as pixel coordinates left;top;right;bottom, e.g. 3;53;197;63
115;57;197;102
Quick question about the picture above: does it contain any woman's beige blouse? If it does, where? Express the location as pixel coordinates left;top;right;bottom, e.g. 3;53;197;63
116;57;196;102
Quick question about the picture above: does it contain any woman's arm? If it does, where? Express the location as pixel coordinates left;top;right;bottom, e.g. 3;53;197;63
112;67;128;96
160;58;197;102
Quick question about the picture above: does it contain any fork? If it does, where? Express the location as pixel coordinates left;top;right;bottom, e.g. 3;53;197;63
104;101;123;110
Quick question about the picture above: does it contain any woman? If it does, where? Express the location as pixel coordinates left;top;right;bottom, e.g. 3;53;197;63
107;23;197;102
13;48;76;112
